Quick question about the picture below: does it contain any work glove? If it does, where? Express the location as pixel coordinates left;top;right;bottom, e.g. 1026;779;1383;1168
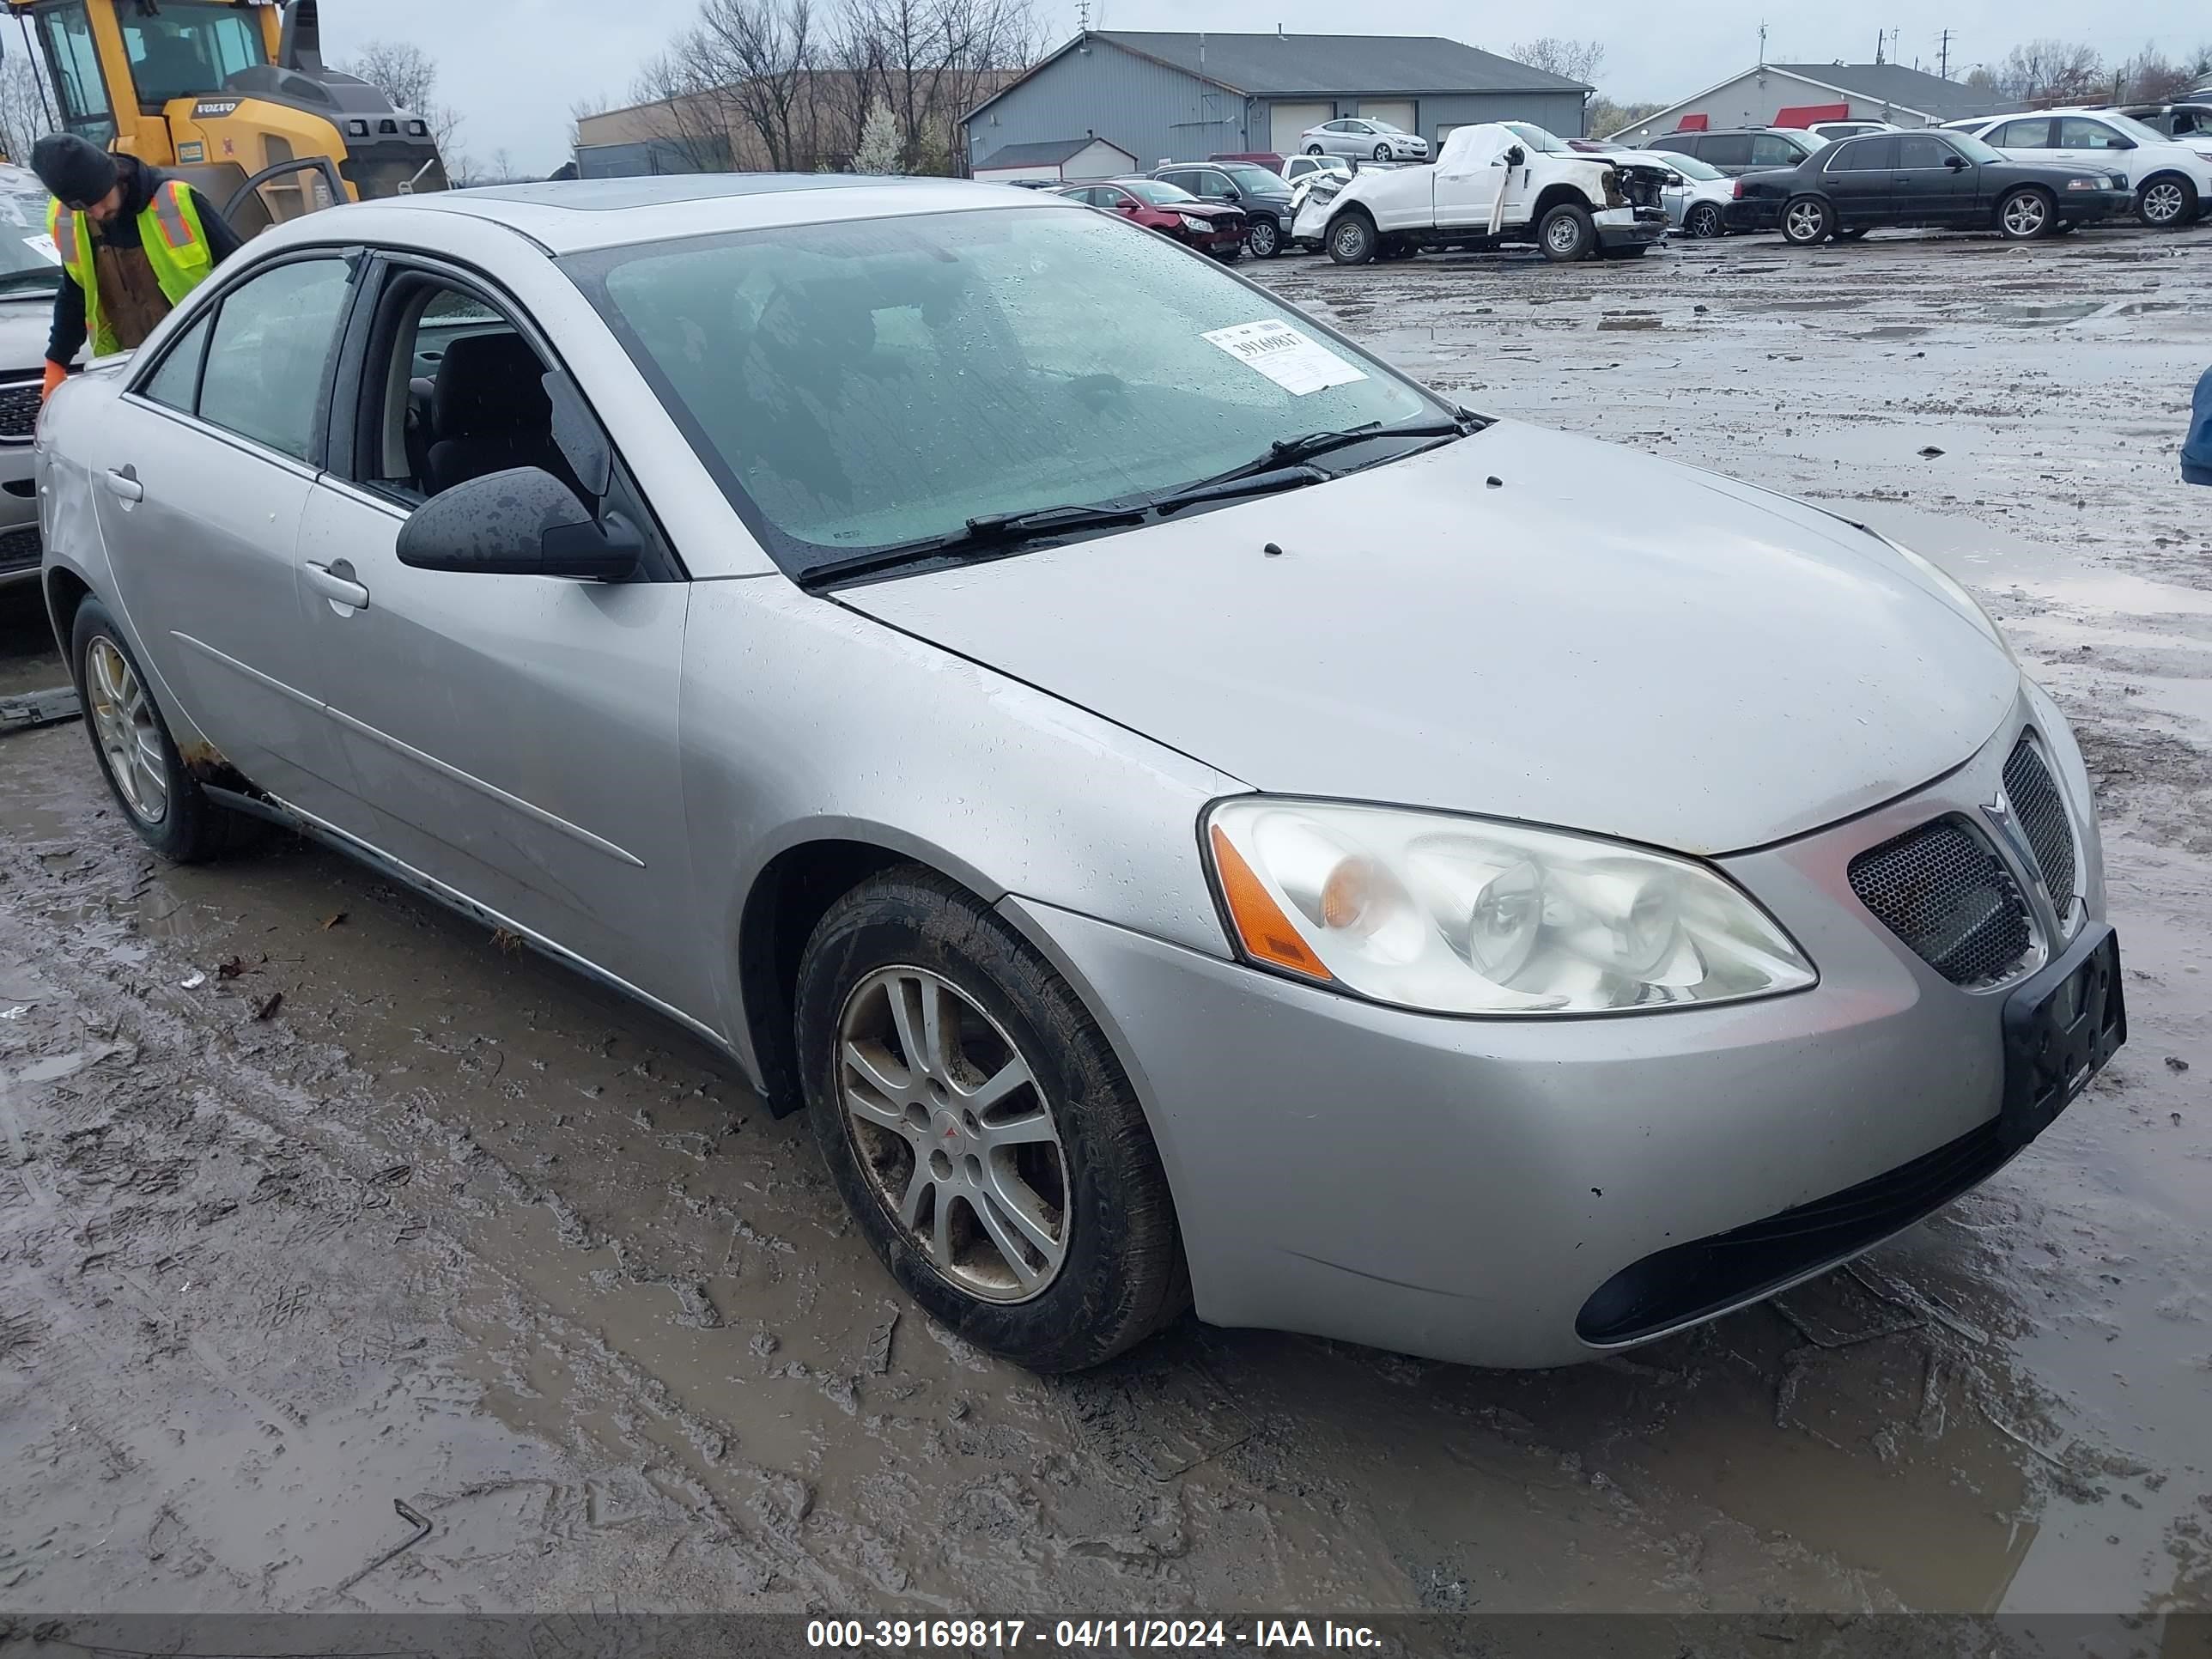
40;360;67;403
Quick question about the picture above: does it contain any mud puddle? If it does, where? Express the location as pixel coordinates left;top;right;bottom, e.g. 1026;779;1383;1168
3;228;2209;1616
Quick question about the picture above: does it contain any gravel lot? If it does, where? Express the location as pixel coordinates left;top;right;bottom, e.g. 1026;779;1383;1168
1;224;2208;1619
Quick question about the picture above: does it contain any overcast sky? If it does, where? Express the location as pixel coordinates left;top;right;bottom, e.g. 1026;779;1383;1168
321;0;2209;174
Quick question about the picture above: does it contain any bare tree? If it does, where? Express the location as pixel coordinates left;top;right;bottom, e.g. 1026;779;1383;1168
1996;40;2105;106
2112;46;2193;103
0;49;57;167
338;38;464;157
627;51;740;171
690;0;823;172
846;0;1038;171
1511;38;1606;86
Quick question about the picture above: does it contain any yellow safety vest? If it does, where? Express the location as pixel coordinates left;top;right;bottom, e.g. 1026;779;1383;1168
48;179;216;358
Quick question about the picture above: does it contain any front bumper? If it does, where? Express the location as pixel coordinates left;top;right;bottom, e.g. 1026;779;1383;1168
1006;690;2109;1368
2061;185;2134;222
1595;205;1668;248
0;435;38;588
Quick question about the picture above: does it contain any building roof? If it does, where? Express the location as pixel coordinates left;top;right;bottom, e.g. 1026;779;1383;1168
1608;60;2004;139
974;136;1132;169
966;30;1588;125
1766;63;2003;120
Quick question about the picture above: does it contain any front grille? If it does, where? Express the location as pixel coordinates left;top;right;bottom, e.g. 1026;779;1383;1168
0;380;40;441
2003;738;2077;907
0;526;37;574
1849;818;2032;988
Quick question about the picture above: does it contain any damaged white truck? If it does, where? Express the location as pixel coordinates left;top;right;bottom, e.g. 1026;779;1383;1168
1291;122;1674;264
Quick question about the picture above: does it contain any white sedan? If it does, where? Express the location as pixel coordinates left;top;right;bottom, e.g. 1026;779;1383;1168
1299;118;1430;163
1944;108;2212;227
1656;149;1739;237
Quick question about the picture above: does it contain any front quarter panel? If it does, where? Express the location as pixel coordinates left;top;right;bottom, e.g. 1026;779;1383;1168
681;578;1248;1079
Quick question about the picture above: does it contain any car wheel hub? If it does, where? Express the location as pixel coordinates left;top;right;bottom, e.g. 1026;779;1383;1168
1547;218;1577;251
85;637;167;827
837;965;1068;1304
2144;182;2183;221
2005;195;2045;234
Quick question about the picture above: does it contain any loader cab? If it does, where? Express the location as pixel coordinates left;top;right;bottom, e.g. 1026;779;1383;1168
14;0;445;234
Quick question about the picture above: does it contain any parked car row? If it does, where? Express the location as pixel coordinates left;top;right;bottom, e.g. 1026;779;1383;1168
1938;108;2212;229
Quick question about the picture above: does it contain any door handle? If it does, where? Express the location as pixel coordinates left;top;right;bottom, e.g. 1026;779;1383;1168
304;558;370;611
103;465;143;503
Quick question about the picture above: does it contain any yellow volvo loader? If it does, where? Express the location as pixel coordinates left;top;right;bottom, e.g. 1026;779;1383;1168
4;0;447;233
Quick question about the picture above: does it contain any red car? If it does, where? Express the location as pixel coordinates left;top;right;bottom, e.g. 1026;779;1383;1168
1053;177;1249;260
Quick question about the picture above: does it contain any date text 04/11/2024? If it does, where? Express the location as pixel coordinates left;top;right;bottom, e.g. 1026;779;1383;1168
805;1619;1385;1650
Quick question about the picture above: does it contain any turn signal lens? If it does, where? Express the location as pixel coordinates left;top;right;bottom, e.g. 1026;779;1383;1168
1210;824;1331;982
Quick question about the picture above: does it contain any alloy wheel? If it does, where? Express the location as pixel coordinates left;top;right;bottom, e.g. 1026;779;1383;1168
2002;191;2048;237
1686;204;1720;238
836;966;1068;1303
1248;218;1279;257
2142;180;2185;225
1784;200;1826;242
85;637;168;827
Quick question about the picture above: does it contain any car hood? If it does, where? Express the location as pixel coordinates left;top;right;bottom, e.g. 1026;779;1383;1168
837;422;2021;856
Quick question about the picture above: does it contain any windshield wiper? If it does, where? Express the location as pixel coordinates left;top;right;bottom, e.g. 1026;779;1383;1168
799;501;1152;587
1194;411;1483;492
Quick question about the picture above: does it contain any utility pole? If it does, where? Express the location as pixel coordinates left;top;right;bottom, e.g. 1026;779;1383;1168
1936;27;1954;80
1758;20;1767;66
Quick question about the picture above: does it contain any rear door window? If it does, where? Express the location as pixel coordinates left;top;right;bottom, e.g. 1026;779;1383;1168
1990;118;2054;148
1826;137;1895;170
1703;135;1754;168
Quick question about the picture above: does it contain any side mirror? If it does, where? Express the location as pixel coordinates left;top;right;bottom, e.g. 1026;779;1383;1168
2111;137;2137;149
1946;154;1969;170
1503;145;1527;167
1224;185;1241;200
397;466;641;580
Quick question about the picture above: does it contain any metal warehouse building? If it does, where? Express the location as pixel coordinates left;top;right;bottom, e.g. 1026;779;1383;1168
1609;63;2005;144
964;30;1591;174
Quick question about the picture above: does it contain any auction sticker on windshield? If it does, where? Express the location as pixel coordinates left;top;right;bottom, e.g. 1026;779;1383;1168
21;234;59;266
1202;319;1367;396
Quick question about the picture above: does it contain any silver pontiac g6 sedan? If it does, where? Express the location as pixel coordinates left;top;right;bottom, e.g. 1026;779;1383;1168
36;175;2122;1372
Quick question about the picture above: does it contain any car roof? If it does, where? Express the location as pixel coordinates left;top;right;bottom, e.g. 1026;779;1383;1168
293;173;1060;257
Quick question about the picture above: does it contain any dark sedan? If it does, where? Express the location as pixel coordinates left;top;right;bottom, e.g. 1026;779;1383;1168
1729;128;2134;244
1152;161;1297;258
1054;178;1249;260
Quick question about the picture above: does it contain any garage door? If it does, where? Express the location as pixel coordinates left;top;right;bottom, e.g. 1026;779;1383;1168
1271;101;1333;154
1359;100;1417;136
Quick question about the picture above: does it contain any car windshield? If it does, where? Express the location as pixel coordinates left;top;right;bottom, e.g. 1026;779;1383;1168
1504;123;1571;154
1120;179;1193;204
0;172;63;293
1661;151;1723;179
567;205;1443;575
1218;163;1281;191
2100;112;2171;145
1946;131;2006;165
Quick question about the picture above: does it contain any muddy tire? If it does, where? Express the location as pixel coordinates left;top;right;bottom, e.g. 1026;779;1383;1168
1684;202;1723;239
1327;210;1376;264
1996;185;2055;240
2136;173;2197;229
70;598;246;864
1246;216;1281;258
796;865;1188;1373
1780;195;1832;246
1537;202;1596;262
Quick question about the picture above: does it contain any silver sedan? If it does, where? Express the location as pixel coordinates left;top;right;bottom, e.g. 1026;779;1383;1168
36;176;2122;1372
1299;117;1430;162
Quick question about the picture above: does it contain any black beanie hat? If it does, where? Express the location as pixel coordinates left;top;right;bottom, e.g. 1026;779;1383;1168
31;133;120;210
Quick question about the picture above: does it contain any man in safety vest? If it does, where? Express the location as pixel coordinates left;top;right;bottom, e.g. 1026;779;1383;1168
32;132;243;401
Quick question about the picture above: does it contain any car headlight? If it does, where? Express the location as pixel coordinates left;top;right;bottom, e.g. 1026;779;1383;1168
2066;177;2100;190
1177;213;1212;231
1205;799;1815;1016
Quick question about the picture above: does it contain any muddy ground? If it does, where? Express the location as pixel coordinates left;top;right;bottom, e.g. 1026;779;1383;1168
1;225;2209;1620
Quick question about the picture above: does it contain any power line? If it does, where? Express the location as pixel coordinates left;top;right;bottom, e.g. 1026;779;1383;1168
1937;27;1954;80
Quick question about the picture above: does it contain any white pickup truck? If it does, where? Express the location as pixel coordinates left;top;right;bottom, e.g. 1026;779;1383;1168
1291;122;1674;264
